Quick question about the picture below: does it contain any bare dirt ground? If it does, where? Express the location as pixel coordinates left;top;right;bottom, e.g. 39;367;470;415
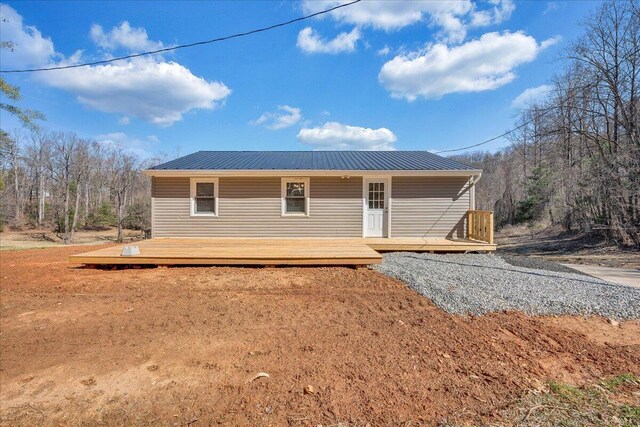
496;224;640;269
1;246;639;426
0;228;144;251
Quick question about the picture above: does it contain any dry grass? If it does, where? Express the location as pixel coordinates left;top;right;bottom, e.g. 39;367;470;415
0;228;142;251
499;374;640;427
496;224;640;269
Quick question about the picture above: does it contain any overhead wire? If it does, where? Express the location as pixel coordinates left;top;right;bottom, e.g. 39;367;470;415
435;81;618;154
0;0;362;73
435;106;556;154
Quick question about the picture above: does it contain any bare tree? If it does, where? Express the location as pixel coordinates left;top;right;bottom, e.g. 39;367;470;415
9;131;23;225
48;132;89;243
457;0;639;246
68;141;89;243
26;129;52;227
0;126;155;240
108;149;138;243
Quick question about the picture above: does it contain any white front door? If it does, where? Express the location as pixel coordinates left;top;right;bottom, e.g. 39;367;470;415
364;179;388;237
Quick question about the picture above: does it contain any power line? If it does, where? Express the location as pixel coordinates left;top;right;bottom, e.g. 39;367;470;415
437;76;636;155
435;105;559;154
0;0;362;74
435;78;618;154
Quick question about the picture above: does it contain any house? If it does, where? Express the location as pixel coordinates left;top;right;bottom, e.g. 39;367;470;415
70;151;494;266
142;151;489;242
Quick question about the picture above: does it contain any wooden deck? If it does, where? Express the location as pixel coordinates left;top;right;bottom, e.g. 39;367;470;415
69;237;496;267
69;238;382;266
365;237;497;252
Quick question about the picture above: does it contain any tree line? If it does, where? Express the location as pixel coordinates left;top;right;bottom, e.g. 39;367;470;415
0;129;161;243
453;0;639;247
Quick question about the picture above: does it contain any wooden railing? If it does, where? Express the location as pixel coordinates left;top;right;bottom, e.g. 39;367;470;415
467;210;494;244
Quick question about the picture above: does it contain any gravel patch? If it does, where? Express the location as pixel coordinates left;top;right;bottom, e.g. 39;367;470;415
499;254;591;276
374;253;640;320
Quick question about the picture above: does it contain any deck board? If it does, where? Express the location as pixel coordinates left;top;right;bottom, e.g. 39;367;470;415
365;237;496;252
69;237;495;267
69;238;382;266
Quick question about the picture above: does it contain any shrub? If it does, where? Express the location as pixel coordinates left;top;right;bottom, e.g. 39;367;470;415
84;202;116;230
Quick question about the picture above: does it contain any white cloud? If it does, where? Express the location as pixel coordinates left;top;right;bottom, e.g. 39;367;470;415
1;5;230;127
90;21;164;52
39;56;231;127
540;35;561;49
0;3;56;68
297;27;360;54
303;0;457;31
511;84;553;108
470;0;515;28
432;12;468;44
95;132;128;145
95;132;158;158
377;45;391;56
251;105;302;130
297;122;397;150
96;131;158;145
302;0;515;43
379;31;556;101
118;116;131;125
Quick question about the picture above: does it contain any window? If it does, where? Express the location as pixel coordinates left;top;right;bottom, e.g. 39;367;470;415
368;182;385;209
190;178;218;216
281;178;309;216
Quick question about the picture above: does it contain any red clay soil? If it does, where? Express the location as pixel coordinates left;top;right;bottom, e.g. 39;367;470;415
1;246;638;426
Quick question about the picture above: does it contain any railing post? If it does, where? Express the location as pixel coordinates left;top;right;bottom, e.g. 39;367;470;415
488;211;494;245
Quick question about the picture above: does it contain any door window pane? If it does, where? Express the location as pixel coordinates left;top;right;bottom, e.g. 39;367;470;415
368;182;385;210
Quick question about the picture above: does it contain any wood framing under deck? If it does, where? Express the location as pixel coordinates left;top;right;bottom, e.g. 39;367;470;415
69;237;496;267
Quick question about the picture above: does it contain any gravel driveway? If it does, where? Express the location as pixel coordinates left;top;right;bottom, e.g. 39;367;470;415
374;253;640;320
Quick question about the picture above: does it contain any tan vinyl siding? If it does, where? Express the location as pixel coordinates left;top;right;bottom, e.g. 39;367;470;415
391;176;470;238
152;176;363;237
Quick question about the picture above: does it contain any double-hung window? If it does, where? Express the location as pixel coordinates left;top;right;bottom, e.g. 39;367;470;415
281;178;309;216
190;178;218;216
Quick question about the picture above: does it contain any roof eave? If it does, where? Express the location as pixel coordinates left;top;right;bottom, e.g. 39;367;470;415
142;169;482;177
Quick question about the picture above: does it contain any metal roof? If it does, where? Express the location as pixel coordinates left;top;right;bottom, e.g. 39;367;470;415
149;151;475;171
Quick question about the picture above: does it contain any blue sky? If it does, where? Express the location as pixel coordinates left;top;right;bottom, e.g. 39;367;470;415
0;0;598;157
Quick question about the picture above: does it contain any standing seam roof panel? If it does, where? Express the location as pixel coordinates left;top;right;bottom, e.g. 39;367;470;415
149;151;475;171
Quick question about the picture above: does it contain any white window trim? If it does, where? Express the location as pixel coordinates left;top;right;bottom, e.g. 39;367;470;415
281;177;310;217
190;177;219;217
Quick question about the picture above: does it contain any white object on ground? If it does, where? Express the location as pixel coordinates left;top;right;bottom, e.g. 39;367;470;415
250;372;270;382
121;246;140;256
